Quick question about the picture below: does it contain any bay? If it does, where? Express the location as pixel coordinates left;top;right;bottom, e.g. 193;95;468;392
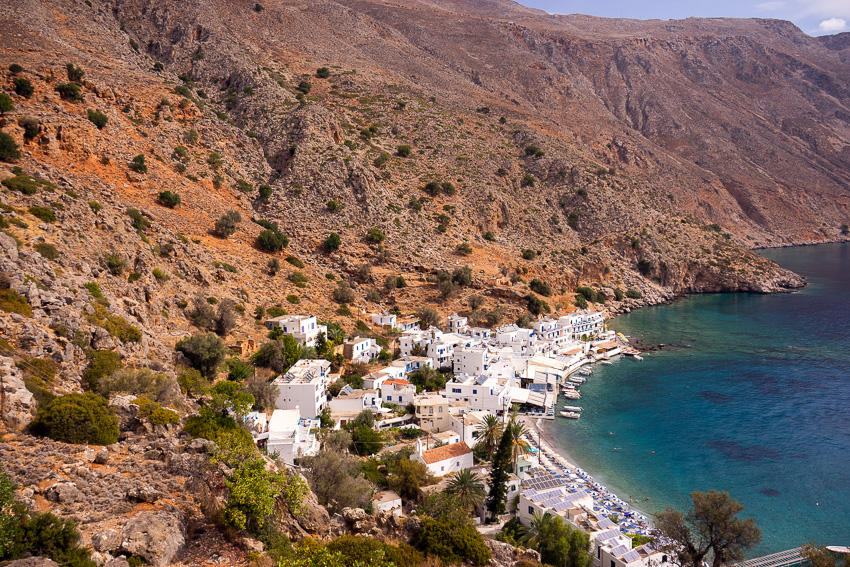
544;242;850;556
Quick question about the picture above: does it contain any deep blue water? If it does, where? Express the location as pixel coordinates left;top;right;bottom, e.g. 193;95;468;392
544;243;850;556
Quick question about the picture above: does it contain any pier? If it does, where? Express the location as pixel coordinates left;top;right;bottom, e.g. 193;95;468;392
730;547;805;567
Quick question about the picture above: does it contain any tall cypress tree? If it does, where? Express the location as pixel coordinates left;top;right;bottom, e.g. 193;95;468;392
486;425;513;520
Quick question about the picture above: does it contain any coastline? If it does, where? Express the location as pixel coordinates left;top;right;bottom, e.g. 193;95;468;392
519;415;654;529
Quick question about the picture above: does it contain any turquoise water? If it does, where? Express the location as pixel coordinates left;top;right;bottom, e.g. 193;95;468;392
544;243;850;556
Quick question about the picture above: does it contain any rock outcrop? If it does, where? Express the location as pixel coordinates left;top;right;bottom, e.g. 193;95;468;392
0;357;37;431
120;510;187;567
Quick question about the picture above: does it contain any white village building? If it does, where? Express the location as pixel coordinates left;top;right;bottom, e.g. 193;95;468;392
266;408;319;464
264;314;327;347
412;439;473;476
273;359;332;418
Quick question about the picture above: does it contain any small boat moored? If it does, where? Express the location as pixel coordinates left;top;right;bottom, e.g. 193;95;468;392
563;405;583;412
560;411;580;419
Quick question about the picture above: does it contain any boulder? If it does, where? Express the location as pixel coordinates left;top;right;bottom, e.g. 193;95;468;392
120;510;187;567
341;507;367;522
104;559;130;567
126;485;163;503
91;529;121;552
45;482;81;503
94;447;109;464
0;356;37;430
485;538;542;567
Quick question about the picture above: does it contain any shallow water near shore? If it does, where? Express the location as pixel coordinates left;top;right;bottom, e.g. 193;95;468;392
544;242;850;556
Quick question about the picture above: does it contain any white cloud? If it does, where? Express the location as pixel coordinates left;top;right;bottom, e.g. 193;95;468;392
818;16;847;31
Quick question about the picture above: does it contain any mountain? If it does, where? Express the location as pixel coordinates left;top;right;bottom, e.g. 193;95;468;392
2;0;847;564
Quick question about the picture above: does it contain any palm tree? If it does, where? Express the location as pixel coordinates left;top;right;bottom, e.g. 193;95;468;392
507;420;530;474
474;414;503;461
445;469;485;511
521;510;556;548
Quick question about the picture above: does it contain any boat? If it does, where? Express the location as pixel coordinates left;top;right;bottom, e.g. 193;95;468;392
579;367;593;375
601;360;613;365
633;355;643;361
560;411;580;419
563;406;583;412
569;376;586;384
562;391;581;399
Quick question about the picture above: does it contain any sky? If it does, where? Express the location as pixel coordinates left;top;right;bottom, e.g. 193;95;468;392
516;0;850;35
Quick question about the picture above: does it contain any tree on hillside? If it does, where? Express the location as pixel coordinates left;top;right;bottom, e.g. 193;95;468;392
655;490;761;567
486;425;513;520
474;414;503;462
214;210;242;238
176;332;227;378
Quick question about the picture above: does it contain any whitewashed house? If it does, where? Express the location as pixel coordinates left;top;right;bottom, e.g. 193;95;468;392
391;356;434;375
373;490;403;516
273;359;331;418
329;388;383;414
343;337;382;363
264;315;327;347
442;374;515;413
266;408;319;465
381;378;416;406
413;439;473;476
447;313;469;333
363;365;407;390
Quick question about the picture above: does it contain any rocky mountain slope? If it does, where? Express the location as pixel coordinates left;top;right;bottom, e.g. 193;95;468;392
1;0;847;564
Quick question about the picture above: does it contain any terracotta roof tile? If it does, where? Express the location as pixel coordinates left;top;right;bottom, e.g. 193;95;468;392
420;441;472;464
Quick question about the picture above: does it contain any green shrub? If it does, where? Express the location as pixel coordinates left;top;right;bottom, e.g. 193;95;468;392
127;272;140;283
13;77;34;98
0;468;97;567
614;288;625;301
521;173;535;187
8;63;24;73
625;289;642;299
19;119;39;140
103;252;126;275
82;350;122;391
2;173;38;194
176;332;227;378
157;191;181;208
482;231;495;242
85;302;141;342
66;63;85;81
327;535;423;567
55;82;82;101
286;294;300;304
373;152;389;168
456;242;472;255
316;67;331;79
324;232;341;252
28;206;56;223
152;268;169;281
285;255;305;268
259;184;272;201
575;294;588;309
637;259;653;275
86;109;108;129
524;293;550;316
0;93;14;115
129;154;147;173
413;517;491;566
34;242;59;260
30;393;119;445
235;179;253;193
257;229;288;252
326;199;340;212
215;210;242;238
529;279;552;297
521;248;537;260
297;80;311;94
397;145;412;157
82;281;106;301
88;201;103;213
365;227;385;243
0;132;21;161
133;396;179;425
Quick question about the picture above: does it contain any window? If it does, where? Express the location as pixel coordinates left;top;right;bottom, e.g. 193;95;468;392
438;407;443;413
611;561;615;567
473;389;477;394
528;506;533;514
597;547;601;559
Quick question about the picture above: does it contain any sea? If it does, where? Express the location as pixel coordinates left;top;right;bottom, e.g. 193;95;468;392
544;242;850;556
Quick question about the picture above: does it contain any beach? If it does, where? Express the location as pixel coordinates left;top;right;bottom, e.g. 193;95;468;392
518;415;653;536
